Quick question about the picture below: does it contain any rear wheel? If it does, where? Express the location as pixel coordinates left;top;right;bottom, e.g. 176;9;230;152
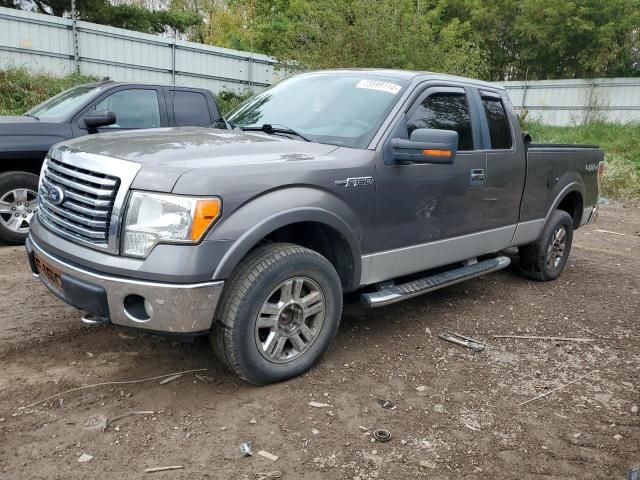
0;172;39;245
519;209;574;281
211;243;343;385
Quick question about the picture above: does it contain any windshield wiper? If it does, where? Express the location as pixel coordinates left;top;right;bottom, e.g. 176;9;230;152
24;113;39;120
211;116;233;130
240;124;311;142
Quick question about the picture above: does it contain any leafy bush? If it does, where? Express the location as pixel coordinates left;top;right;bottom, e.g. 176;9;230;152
0;68;96;115
216;89;253;115
0;68;253;117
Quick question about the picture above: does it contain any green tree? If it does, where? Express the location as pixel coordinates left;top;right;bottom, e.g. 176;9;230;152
441;0;640;79
199;0;640;80
7;0;202;35
203;0;487;77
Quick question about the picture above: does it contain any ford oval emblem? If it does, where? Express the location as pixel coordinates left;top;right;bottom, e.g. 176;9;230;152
47;185;65;205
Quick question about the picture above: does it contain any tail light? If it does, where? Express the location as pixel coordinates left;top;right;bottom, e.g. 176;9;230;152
597;161;606;191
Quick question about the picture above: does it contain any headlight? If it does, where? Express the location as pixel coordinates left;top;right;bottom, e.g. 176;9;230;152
122;192;221;258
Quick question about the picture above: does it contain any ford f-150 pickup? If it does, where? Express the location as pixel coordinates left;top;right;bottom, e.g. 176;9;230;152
0;80;221;244
25;70;604;384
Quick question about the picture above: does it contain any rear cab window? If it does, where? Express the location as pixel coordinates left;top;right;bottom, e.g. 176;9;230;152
171;90;212;127
480;93;513;149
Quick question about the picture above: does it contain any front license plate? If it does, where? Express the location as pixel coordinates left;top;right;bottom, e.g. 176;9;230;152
34;253;63;289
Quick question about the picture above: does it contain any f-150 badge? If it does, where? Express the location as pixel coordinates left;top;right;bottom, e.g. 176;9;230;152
335;176;374;187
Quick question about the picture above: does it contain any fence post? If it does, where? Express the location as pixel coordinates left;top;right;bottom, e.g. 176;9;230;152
71;0;80;73
171;39;176;86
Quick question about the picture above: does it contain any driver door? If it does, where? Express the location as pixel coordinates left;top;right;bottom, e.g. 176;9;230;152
72;86;168;136
367;85;487;283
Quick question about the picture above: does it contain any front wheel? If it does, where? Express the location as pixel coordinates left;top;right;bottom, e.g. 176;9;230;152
0;172;40;245
211;243;343;385
519;209;574;281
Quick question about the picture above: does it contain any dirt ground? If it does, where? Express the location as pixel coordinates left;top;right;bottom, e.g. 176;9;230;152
0;204;638;480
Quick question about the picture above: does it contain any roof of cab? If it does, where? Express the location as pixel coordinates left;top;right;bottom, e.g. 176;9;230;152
302;68;505;91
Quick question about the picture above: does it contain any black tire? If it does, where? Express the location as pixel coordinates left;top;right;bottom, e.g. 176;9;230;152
519;209;574;281
211;243;343;385
0;171;40;245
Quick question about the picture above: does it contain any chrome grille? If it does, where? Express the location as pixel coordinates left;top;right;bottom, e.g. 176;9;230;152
39;157;120;247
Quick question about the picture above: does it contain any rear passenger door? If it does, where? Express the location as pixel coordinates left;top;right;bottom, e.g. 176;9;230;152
476;90;526;229
166;89;215;127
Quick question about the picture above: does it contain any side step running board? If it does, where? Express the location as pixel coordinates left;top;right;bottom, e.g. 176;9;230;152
361;256;511;308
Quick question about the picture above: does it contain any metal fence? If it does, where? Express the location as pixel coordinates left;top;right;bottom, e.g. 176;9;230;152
497;77;640;126
2;6;639;124
0;6;278;94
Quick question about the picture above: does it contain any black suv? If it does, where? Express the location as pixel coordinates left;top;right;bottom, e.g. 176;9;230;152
0;81;221;244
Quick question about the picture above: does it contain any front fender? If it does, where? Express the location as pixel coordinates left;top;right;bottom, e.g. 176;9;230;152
208;186;363;290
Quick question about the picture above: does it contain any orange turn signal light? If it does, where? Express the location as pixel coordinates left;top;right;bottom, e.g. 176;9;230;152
190;198;221;241
422;149;453;157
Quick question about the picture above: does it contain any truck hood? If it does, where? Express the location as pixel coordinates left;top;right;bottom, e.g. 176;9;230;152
60;127;339;192
0;115;39;124
63;127;338;166
0;116;71;158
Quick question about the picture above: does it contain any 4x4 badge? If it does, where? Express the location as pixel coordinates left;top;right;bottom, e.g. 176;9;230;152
335;176;374;187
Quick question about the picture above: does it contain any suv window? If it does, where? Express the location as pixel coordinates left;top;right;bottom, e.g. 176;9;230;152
95;89;161;129
481;96;512;149
407;92;474;151
172;91;211;127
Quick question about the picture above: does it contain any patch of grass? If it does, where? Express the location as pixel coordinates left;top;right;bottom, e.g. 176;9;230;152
0;68;97;115
523;121;640;203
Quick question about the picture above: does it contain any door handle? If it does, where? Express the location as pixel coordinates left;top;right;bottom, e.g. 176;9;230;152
469;169;485;186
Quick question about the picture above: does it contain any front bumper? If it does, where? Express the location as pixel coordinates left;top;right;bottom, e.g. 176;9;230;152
27;236;224;334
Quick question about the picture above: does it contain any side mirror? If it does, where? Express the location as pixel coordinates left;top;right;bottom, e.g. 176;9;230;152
84;110;116;130
391;128;458;164
522;131;532;146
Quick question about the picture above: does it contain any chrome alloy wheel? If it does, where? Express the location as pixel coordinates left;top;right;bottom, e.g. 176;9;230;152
254;277;326;363
0;188;39;233
546;225;567;270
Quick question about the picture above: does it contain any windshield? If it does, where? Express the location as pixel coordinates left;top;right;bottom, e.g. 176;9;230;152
227;74;407;148
26;85;101;120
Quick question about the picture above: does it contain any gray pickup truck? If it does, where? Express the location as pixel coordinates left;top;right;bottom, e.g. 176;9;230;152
25;70;603;384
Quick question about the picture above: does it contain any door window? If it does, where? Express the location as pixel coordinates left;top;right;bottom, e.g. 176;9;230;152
407;92;474;150
172;91;211;127
481;96;512;149
95;89;161;129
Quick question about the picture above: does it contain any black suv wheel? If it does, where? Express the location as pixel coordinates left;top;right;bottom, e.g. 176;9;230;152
0;172;39;245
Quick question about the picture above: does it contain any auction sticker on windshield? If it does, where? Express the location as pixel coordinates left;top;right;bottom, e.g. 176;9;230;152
356;80;402;95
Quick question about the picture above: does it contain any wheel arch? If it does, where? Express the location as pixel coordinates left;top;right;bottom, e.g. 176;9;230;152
210;191;363;292
547;182;584;230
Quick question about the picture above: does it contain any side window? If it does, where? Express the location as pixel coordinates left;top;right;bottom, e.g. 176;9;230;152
95;89;161;129
407;92;474;151
481;96;512;149
172;91;211;127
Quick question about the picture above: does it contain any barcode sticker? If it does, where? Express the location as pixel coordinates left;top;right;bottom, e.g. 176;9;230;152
356;80;402;95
